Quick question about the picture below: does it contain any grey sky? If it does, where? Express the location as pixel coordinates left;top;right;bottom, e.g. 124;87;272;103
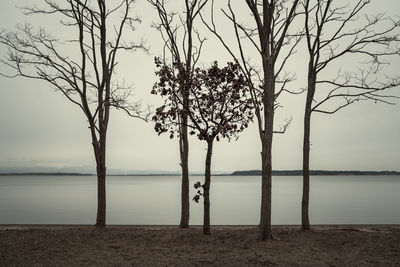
0;0;399;173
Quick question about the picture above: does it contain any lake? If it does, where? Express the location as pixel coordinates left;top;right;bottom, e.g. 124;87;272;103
0;175;399;225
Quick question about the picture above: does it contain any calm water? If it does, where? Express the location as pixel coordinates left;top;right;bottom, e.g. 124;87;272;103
0;175;399;225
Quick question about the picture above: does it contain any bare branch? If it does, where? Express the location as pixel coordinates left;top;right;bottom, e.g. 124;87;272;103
273;117;293;134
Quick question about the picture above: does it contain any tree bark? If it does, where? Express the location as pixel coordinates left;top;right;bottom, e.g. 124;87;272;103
301;108;311;230
95;162;106;227
179;121;190;228
203;138;214;235
260;146;273;240
94;131;107;227
179;2;194;228
302;68;316;231
302;110;311;231
259;64;275;241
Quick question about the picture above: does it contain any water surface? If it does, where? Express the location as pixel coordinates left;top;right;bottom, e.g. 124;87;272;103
0;175;399;225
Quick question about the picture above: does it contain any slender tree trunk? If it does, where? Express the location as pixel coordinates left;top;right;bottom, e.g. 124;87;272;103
302;70;315;231
259;120;274;240
95;132;107;227
179;120;190;228
96;161;106;227
302;109;311;230
179;50;191;228
259;65;275;241
260;147;272;240
203;138;214;235
179;6;194;228
95;0;108;228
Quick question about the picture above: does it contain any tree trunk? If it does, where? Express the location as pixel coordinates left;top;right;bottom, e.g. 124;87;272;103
95;161;106;227
259;124;274;240
302;70;316;231
95;136;107;227
179;121;190;228
179;57;190;228
203;138;214;235
259;65;275;241
180;5;193;228
302;109;311;230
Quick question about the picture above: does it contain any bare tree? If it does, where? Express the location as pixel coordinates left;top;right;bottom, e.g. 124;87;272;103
301;0;400;230
0;0;147;227
148;0;209;228
152;60;253;235
202;0;301;240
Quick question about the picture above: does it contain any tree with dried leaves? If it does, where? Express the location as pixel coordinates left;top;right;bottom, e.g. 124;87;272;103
0;0;148;227
301;0;400;231
202;0;301;240
148;0;209;228
152;60;253;235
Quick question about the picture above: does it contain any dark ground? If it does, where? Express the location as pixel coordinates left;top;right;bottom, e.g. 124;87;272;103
1;225;399;266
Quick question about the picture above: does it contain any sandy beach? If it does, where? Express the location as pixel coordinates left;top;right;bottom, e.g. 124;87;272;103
1;225;399;266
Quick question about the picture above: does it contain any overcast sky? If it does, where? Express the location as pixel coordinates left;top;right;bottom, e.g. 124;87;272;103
0;0;399;173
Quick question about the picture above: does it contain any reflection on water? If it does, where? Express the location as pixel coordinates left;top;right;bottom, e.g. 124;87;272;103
0;175;399;225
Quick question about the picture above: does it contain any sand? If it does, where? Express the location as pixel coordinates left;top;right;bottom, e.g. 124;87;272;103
1;225;399;266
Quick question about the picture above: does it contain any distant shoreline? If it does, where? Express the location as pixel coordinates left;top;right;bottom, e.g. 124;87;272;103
0;172;180;176
0;172;96;176
1;170;400;176
0;172;203;176
231;170;400;176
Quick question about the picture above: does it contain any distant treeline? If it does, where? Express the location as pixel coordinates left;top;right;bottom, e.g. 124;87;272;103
231;170;400;176
0;172;186;176
0;172;95;176
1;170;400;176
